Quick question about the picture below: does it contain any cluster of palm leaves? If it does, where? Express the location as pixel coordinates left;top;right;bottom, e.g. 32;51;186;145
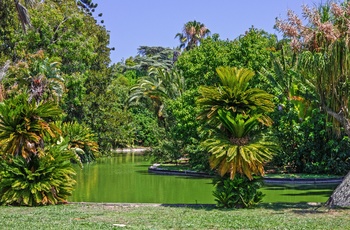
128;67;185;126
58;121;99;163
0;143;79;206
198;66;277;180
175;20;211;51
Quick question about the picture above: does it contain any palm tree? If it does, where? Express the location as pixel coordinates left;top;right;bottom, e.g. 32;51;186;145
197;66;275;127
202;110;277;180
175;20;210;51
128;67;185;126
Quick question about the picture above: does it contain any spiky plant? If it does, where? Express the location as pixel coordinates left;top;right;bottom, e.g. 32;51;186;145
197;66;275;127
0;142;79;206
58;121;99;163
0;93;61;160
202;110;277;180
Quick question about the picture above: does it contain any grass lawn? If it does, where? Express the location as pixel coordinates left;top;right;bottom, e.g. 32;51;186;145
0;202;349;229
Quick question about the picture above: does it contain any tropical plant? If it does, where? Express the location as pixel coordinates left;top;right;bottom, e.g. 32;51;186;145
5;51;65;103
213;175;264;208
197;66;275;127
0;142;79;206
197;66;277;183
202;110;277;180
0;93;61;160
175;20;210;51
275;1;350;137
128;67;185;127
58;121;99;163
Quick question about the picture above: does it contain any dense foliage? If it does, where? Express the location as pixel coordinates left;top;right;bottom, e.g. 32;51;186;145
1;0;349;207
213;175;264;208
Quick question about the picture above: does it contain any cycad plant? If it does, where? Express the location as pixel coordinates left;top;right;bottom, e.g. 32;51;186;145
203;110;276;180
198;66;275;127
0;93;61;160
0;93;78;206
58;121;99;163
197;66;277;208
0;142;79;206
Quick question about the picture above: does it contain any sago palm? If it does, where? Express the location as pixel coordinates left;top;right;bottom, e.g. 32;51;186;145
197;66;275;126
202;109;277;180
58;121;99;163
0;93;61;160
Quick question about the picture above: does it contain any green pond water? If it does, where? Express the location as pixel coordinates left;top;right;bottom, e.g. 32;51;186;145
69;152;337;204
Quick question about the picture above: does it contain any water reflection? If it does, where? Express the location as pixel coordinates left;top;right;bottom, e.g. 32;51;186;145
70;152;335;204
70;152;214;204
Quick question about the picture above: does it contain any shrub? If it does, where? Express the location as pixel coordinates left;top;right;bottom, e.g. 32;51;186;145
213;175;264;209
0;144;79;206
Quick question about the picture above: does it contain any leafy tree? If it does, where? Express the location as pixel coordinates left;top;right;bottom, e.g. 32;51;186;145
232;27;277;75
275;1;350;208
166;89;209;171
175;35;238;88
175;20;211;51
175;30;278;89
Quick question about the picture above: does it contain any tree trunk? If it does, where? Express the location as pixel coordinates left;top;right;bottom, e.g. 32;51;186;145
325;171;350;207
321;106;350;207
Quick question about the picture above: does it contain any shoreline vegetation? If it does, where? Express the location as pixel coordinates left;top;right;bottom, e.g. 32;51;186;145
0;202;349;229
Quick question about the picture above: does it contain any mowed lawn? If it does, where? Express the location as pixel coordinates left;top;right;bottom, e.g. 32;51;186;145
0;202;349;229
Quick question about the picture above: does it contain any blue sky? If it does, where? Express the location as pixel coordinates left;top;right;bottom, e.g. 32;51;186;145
93;0;324;64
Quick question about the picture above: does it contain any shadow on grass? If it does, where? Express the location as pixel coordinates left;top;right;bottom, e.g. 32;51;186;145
159;202;339;213
160;203;216;211
282;191;331;197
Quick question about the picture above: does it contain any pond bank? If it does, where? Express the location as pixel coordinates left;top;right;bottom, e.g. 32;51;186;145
148;164;343;185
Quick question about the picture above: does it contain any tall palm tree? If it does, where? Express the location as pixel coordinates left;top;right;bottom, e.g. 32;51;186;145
175;20;211;51
197;66;275;127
